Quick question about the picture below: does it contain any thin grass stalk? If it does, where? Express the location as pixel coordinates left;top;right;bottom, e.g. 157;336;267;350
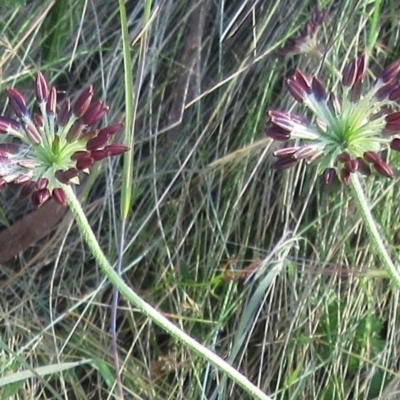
113;1;139;396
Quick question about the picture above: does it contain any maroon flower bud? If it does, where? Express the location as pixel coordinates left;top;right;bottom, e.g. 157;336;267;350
89;145;129;161
266;126;291;141
83;101;109;126
340;168;351;185
375;82;396;101
7;88;28;118
47;87;57;115
337;152;351;163
363;151;382;164
323;168;336;185
55;168;79;184
76;155;94;170
374;160;395;179
67;121;84;142
86;133;110;151
34;113;44;127
268;110;294;131
311;76;327;101
385;112;400;132
0;116;20;134
32;188;51;208
273;147;298;157
294;145;315;160
36;177;49;190
342;58;358;87
349;79;363;102
0;143;20;155
389;83;400;101
103;144;130;157
287;70;312;103
344;159;358;173
52;188;67;206
378;59;400;83
390;138;400;151
73;86;94;117
58;98;71;127
98;123;124;137
71;150;89;161
35;72;49;103
14;174;32;184
23;122;42;144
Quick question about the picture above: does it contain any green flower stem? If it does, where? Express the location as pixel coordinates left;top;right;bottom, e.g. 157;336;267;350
63;185;272;400
350;174;400;289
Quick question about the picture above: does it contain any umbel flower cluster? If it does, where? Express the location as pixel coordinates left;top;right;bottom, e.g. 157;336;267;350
279;8;327;57
0;73;129;207
266;55;400;184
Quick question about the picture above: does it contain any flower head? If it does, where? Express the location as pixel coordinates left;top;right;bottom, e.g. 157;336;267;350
0;73;129;207
266;55;400;184
280;8;328;57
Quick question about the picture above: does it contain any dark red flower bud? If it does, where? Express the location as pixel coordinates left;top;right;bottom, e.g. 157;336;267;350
337;152;351;163
14;174;32;184
36;177;49;190
23;122;42;144
83;101;109;126
266;126;291;141
385;112;400;132
103;144;130;157
287;70;312;102
67;121;84;142
86;124;123;150
86;133;110;151
7;88;28;118
47;87;57;115
374;160;395;179
76;155;94;170
58;98;71;127
32;188;51;208
98;123;124;137
311;76;327;101
35;72;49;103
55;168;79;184
71;150;89;161
294;145;315;160
52;188;67;206
268;110;294;131
344;159;358;173
73;86;94;117
390;138;400;151
378;59;400;83
340;168;351;185
34;113;44;127
363;151;382;164
273;147;298;157
389;83;400;101
0;116;20;133
323;168;336;185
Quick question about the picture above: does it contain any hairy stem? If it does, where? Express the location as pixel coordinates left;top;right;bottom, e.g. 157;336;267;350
350;174;400;289
63;185;272;400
